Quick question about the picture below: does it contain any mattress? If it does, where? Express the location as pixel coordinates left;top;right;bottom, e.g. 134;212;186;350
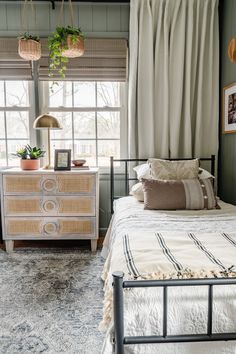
101;197;236;354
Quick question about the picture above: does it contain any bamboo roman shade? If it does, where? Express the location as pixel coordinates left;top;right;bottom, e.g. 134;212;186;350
39;38;128;81
0;38;32;79
0;37;128;81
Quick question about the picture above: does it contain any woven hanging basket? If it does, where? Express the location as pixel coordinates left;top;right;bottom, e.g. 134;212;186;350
18;38;42;61
61;35;85;58
228;37;236;63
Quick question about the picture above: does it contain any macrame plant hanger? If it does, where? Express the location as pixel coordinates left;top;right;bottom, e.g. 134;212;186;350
18;0;41;61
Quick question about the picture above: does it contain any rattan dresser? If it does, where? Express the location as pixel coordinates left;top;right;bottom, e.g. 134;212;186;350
0;168;99;252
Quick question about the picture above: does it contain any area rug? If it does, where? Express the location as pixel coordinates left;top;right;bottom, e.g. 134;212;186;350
0;248;105;354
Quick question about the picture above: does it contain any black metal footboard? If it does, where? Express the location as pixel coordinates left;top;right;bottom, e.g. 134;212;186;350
112;272;236;354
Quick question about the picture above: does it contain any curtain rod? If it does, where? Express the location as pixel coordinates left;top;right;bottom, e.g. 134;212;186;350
0;0;130;10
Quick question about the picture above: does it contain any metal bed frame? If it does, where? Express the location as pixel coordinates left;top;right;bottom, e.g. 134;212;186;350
109;155;236;354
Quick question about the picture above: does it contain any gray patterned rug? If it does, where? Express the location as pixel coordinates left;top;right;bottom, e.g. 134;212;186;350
0;248;105;354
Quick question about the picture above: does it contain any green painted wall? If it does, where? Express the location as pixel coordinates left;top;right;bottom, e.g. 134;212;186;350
219;0;236;204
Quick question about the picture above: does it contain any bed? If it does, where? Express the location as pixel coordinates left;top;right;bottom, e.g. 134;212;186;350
101;156;236;354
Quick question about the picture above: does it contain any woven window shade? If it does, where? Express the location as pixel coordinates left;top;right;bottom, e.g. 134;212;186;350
39;37;128;81
0;38;32;80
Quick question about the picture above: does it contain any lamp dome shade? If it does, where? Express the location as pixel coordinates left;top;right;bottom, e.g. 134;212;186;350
33;114;62;130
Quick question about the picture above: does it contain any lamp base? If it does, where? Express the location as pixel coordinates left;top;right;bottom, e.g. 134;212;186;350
43;164;54;170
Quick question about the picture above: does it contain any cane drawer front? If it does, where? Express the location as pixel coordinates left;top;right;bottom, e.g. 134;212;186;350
56;174;95;194
4;196;96;216
3;175;42;194
3;173;96;195
5;217;95;238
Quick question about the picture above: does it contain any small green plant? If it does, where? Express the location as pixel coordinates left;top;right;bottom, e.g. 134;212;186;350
26;145;46;159
14;147;28;159
13;145;45;160
19;32;40;42
48;25;84;79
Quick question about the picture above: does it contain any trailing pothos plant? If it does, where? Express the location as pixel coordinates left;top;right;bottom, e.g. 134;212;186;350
48;26;85;79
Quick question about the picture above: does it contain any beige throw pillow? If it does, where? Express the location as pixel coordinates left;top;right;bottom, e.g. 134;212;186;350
142;178;218;210
148;158;199;180
130;182;144;202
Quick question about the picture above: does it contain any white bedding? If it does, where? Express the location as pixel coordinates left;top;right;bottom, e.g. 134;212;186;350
101;197;236;354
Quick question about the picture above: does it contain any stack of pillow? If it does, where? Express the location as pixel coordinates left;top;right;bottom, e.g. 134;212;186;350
130;158;218;210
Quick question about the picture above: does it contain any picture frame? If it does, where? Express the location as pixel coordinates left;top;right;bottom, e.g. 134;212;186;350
222;82;236;134
54;149;71;171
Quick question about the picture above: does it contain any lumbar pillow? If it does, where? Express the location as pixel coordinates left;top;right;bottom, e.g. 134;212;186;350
133;163;151;180
148;158;199;180
142;177;218;210
130;182;144;201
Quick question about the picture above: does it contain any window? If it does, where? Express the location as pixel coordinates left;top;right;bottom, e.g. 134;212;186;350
0;81;34;166
42;81;126;167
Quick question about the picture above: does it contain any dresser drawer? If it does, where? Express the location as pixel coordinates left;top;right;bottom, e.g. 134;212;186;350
5;217;96;238
3;174;96;195
4;196;96;216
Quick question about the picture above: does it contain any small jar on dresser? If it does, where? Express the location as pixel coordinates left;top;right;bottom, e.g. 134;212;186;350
0;168;99;253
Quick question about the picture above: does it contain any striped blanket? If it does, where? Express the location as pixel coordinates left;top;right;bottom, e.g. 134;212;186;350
114;231;236;280
101;230;236;331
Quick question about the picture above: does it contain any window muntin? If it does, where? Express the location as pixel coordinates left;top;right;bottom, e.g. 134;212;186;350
47;81;122;167
0;81;31;166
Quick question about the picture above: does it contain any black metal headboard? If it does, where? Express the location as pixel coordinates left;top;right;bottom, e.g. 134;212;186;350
110;155;216;214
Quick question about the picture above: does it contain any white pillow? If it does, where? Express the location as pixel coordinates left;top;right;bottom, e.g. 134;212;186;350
130;182;144;201
199;168;215;179
133;163;151;180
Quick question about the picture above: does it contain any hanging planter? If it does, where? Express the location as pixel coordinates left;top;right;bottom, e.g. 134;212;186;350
18;33;41;61
48;26;85;79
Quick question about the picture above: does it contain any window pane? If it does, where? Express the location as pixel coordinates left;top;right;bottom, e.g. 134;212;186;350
0;81;4;106
8;140;29;166
97;82;120;107
5;81;29;107
49;81;72;107
6;112;29;139
74;140;96;166
74;112;96;139
0;140;6;166
97;112;120;138
73;82;95;107
50;112;72;139
98;140;120;166
0;112;5;138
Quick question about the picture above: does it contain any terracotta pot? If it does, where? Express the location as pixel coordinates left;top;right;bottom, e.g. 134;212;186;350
20;159;40;170
18;39;41;61
61;35;85;58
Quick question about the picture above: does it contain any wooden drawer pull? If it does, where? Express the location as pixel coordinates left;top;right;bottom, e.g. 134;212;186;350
43;222;58;235
42;179;57;192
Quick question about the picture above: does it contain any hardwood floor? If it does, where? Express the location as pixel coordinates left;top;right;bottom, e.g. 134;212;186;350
0;237;105;251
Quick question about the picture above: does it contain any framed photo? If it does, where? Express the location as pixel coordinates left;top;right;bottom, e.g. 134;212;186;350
223;82;236;134
54;149;71;171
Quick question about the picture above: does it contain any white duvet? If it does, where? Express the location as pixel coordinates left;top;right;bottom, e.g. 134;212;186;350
101;197;236;354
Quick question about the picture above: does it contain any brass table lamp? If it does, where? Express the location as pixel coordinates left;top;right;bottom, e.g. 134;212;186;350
33;114;62;169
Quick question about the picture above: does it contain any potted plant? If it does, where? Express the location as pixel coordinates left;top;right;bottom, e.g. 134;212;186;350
48;26;85;79
18;32;41;61
14;145;46;170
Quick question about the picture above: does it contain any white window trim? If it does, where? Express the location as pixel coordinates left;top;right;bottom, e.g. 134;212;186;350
0;81;36;166
39;81;128;173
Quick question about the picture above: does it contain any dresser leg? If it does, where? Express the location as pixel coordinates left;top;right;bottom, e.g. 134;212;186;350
91;239;97;252
5;240;14;253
